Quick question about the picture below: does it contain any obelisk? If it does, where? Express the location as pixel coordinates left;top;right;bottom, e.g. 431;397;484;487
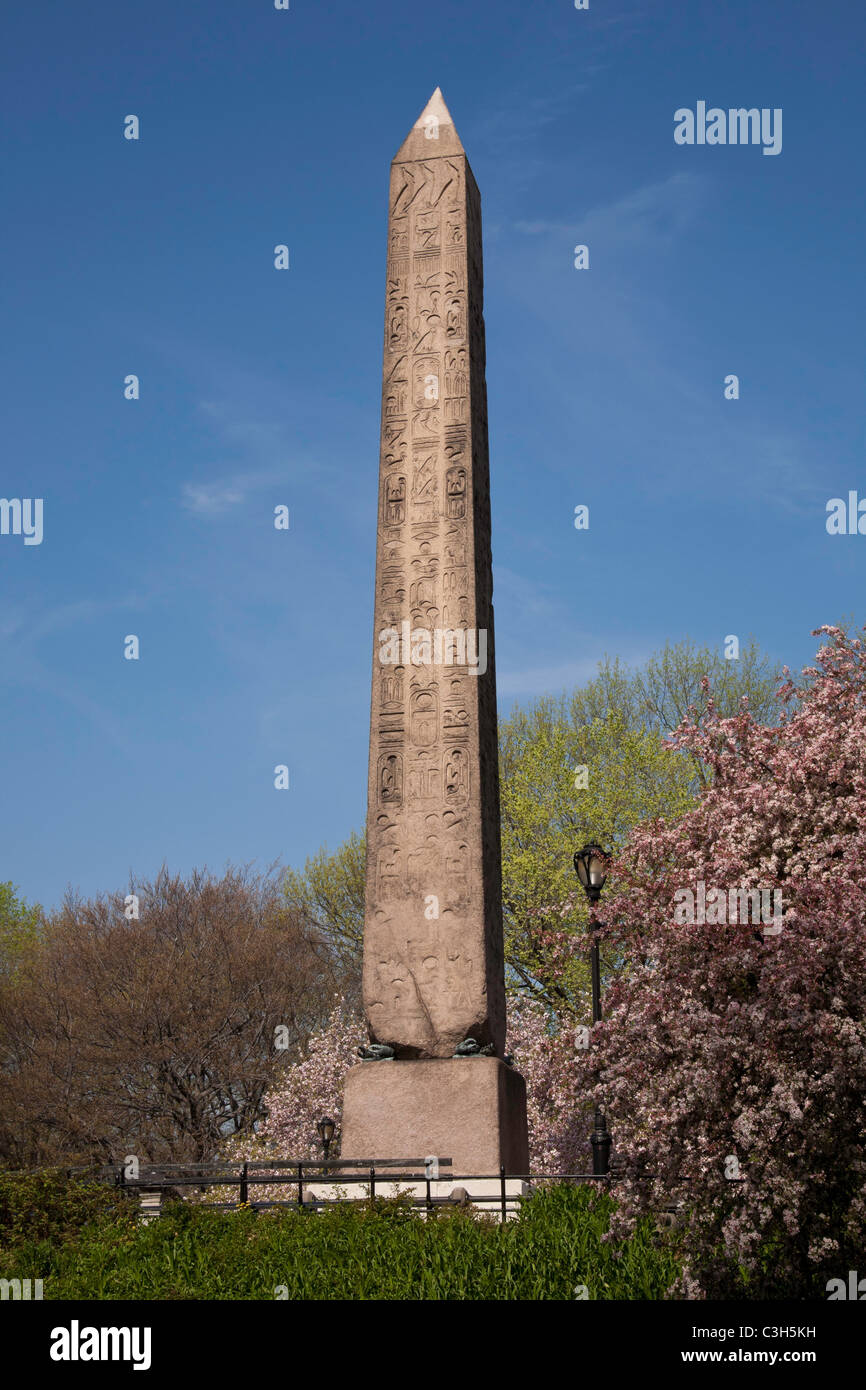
341;90;528;1175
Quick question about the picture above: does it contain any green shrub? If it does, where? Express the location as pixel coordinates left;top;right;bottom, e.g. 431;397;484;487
1;1177;682;1300
0;1168;132;1253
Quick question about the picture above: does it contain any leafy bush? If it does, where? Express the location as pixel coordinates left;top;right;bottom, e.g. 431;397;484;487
3;1180;681;1300
0;1168;131;1252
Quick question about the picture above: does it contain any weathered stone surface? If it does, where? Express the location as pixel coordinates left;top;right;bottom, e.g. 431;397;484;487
341;90;529;1177
362;88;506;1060
341;1058;529;1175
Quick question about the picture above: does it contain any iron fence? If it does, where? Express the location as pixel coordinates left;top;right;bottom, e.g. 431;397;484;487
6;1158;754;1225
103;1157;634;1224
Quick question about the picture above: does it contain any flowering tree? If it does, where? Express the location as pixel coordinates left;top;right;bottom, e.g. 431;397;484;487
221;628;864;1296
577;626;866;1296
222;1001;363;1162
506;996;591;1173
205;1002;364;1205
220;994;590;1183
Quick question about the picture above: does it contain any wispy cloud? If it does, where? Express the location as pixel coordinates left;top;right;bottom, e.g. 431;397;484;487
471;82;595;151
493;564;561;622
180;396;294;517
469;80;601;200
496;657;604;699
196;399;287;456
496;635;654;701
0;594;153;755
514;170;708;249
493;170;824;517
181;479;247;516
181;451;289;518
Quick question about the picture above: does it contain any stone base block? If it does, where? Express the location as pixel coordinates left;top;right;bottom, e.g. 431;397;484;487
340;1057;529;1176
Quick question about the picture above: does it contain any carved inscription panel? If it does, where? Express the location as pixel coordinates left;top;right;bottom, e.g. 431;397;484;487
363;113;504;1059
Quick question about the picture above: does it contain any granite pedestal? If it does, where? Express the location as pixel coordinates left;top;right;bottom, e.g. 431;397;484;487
341;1057;528;1175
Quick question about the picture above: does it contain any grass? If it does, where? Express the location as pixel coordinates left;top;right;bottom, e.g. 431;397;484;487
0;1171;682;1300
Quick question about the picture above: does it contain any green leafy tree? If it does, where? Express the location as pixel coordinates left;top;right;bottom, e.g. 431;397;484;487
0;882;42;980
631;635;780;787
499;636;780;1010
282;833;365;981
499;699;694;1010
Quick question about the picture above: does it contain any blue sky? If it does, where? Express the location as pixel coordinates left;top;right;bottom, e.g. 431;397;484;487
2;0;864;910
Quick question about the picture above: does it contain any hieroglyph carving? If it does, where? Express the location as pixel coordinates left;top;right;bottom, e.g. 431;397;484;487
363;91;506;1060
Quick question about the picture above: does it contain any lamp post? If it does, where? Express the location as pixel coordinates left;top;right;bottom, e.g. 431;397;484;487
573;842;612;1177
317;1116;336;1161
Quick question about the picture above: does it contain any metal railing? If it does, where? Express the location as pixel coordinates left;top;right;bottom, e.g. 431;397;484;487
106;1158;632;1224
6;1158;757;1225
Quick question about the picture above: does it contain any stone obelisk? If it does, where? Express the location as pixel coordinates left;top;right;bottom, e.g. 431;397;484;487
340;90;528;1175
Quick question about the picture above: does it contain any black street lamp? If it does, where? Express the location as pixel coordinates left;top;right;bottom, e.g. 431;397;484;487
573;843;612;1177
317;1116;336;1161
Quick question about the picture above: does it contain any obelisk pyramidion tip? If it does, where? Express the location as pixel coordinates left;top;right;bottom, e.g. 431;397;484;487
393;87;464;161
414;87;454;130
